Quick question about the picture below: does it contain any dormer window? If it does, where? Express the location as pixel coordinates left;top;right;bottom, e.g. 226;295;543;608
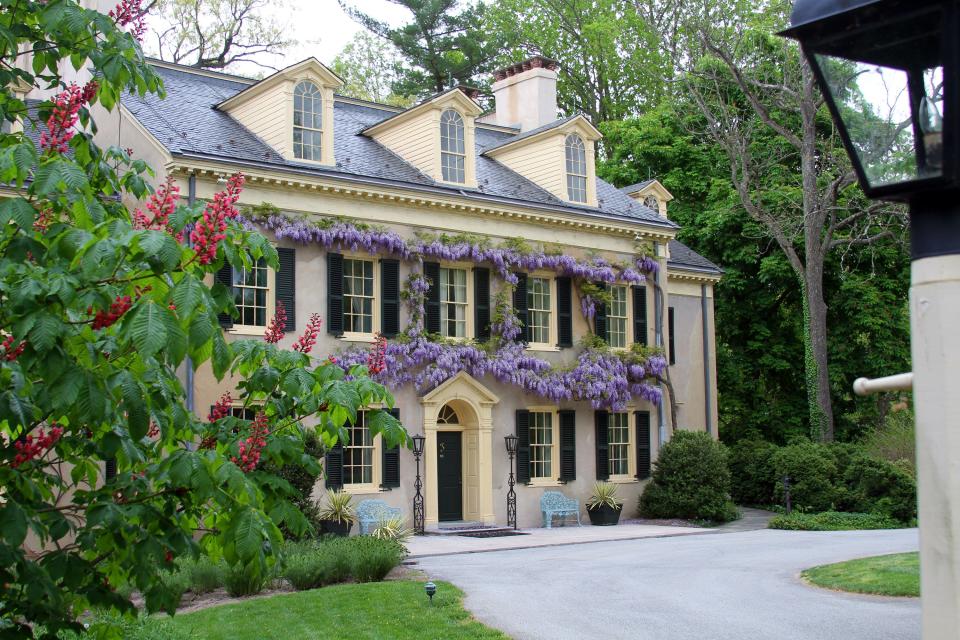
565;134;588;203
643;195;659;211
440;109;466;183
293;80;323;161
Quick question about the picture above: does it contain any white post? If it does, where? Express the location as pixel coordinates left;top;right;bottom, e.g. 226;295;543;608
912;254;960;638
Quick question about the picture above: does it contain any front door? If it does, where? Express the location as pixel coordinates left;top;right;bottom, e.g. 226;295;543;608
437;431;463;521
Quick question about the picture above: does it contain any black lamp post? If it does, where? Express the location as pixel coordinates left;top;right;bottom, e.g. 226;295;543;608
411;434;425;535
781;1;959;634
504;434;518;530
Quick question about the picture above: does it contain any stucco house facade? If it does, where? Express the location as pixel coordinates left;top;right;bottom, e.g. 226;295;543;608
106;54;721;530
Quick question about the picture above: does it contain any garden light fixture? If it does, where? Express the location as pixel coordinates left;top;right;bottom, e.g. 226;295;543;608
425;581;436;605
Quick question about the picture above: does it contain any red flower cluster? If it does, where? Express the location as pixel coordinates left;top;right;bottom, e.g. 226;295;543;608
367;333;387;374
133;176;181;240
33;207;54;233
200;393;232;449
109;0;146;41
2;335;26;361
189;173;244;265
293;313;322;353
263;301;286;344
39;81;98;154
232;411;269;472
12;425;64;468
91;295;133;330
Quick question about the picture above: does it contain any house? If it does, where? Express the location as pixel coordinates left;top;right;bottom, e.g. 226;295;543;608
108;54;721;529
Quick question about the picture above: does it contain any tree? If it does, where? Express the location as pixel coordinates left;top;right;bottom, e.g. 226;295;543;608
331;32;415;107
340;0;499;97
677;1;907;442
148;0;294;71
486;0;668;124
0;2;404;636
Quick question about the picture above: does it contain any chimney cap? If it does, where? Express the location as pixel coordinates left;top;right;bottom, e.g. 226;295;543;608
454;85;483;101
492;55;559;82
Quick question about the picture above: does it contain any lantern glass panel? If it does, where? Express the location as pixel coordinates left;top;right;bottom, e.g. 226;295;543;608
816;54;943;187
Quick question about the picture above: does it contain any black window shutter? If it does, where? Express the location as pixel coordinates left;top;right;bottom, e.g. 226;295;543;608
595;410;609;480
105;458;117;483
635;411;652;480
516;409;531;484
556;277;573;348
668;306;676;365
423;262;441;334
381;408;401;488
381;259;400;338
276;247;296;332
559;409;576;482
327;253;343;335
474;267;491;340
325;442;344;490
513;273;529;343
215;263;234;328
594;284;607;342
632;285;648;346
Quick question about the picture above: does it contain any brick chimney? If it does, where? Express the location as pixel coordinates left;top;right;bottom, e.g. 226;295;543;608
488;56;559;131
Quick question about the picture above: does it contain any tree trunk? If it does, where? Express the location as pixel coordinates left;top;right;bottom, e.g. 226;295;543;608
800;270;835;442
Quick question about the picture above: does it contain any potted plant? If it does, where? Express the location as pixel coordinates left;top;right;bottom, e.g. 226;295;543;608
586;482;623;526
317;489;356;536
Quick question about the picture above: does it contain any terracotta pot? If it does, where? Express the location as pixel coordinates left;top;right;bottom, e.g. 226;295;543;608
587;503;623;526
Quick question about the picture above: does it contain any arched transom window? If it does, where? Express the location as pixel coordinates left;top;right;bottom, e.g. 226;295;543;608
565;134;588;203
293;80;323;161
437;404;461;425
440;109;466;183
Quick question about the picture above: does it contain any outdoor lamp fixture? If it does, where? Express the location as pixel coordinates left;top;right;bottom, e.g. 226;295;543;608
411;434;426;535
424;581;437;605
504;435;518;530
781;2;960;636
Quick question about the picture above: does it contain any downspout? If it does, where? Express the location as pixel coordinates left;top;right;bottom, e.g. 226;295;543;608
701;284;712;436
653;242;666;447
185;174;196;417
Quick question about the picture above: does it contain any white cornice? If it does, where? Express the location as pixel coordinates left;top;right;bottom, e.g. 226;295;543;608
667;268;722;283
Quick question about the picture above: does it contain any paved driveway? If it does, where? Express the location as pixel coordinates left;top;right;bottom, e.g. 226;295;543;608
415;528;919;640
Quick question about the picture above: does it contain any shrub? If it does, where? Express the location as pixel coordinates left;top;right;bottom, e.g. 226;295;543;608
371;516;413;546
727;439;778;506
280;539;352;591
261;430;326;539
769;511;900;531
223;563;269;598
638;431;738;522
176;556;225;595
862;409;915;475
770;442;839;512
157;568;190;606
346;536;405;583
844;455;917;523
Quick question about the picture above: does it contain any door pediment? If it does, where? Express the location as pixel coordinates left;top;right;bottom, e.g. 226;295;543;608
420;371;500;406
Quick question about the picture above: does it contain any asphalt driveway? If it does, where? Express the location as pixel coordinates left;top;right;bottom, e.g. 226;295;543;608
415;528;919;640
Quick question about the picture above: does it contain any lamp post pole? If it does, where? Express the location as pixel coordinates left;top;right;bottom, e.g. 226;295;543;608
412;434;425;535
505;435;518;530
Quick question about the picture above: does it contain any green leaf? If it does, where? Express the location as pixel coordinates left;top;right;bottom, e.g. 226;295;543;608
28;313;61;353
119;371;149;440
130;301;168;357
0;197;35;228
172;274;204;319
137;230;182;271
367;409;407;449
0;502;28;547
232;509;263;563
211;329;232;379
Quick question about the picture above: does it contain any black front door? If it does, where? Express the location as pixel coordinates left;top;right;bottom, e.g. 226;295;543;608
437;431;463;521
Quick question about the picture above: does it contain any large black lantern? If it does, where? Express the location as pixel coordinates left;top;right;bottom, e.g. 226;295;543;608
780;0;958;206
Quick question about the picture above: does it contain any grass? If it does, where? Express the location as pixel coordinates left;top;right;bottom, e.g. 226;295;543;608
166;580;509;639
768;511;900;531
802;552;919;597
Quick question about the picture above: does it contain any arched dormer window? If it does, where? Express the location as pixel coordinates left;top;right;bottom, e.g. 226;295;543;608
440;109;466;183
565;134;588;203
293;80;323;161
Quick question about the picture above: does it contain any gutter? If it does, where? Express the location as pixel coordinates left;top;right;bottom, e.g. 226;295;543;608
654;241;667;447
170;151;679;232
185;174;196;418
701;284;712;436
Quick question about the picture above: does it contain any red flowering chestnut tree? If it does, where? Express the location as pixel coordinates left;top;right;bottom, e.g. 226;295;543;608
0;2;405;637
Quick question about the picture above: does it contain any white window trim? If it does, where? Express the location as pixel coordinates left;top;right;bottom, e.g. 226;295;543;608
340;253;379;342
564;134;589;204
292;79;324;164
228;262;276;337
438;262;474;340
608;409;639;484
439;109;467;185
607;284;632;351
525;272;559;352
342;410;383;494
527;406;561;487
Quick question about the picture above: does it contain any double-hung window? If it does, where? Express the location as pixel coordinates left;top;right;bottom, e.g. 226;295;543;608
233;259;271;328
439;267;468;338
344;412;374;486
608;412;633;478
293;80;323;161
343;258;374;334
529;411;554;480
440;109;466;183
608;285;629;348
565;134;588;203
527;277;553;345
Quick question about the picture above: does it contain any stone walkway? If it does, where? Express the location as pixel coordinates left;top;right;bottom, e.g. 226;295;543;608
406;507;776;558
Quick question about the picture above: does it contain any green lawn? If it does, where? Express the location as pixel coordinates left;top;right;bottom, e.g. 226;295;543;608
166;580;509;639
802;552;919;597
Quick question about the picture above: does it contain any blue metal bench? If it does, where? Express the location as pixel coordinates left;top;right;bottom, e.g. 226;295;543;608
356;499;401;535
540;491;582;528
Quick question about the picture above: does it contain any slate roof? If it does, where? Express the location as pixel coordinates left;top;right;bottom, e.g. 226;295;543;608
668;240;722;274
621;179;655;194
122;63;677;228
480;114;582;153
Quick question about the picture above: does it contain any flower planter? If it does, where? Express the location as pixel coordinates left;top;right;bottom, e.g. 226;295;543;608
321;520;353;537
587;503;623;526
